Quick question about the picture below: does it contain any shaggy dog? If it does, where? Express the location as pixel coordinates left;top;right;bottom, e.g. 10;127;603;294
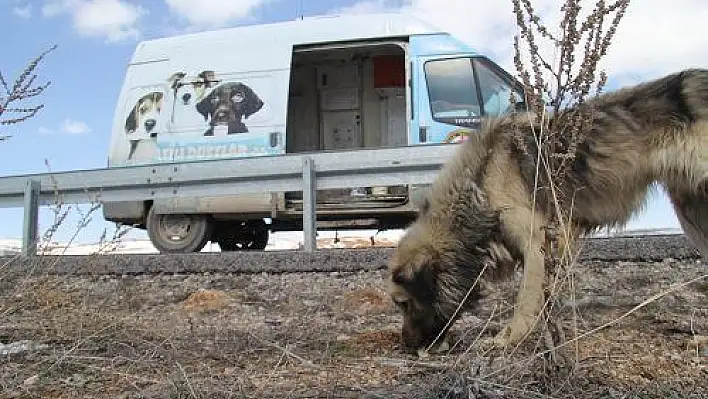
387;68;708;353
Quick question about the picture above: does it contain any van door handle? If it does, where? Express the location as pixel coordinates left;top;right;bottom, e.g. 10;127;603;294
419;126;428;143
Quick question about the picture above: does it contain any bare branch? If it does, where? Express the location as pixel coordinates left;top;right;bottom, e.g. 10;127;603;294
509;0;633;366
0;44;57;140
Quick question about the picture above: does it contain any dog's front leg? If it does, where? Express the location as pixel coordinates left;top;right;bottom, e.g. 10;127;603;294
493;206;547;348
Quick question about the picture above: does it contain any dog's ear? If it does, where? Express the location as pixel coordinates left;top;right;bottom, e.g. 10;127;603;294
125;104;137;133
240;84;264;118
392;249;438;303
199;70;217;87
195;92;213;121
153;92;164;109
167;72;186;90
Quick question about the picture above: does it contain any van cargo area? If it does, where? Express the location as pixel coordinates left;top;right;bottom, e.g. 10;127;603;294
283;41;409;214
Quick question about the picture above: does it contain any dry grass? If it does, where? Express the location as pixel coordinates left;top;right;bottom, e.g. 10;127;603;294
0;257;705;398
492;0;632;362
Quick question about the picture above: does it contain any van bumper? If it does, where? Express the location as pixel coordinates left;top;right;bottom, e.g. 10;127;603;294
102;200;146;225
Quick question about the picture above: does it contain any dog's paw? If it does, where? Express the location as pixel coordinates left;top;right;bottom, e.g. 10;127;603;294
416;339;451;359
492;316;534;348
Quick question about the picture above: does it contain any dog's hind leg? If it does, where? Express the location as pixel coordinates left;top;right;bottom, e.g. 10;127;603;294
669;185;708;260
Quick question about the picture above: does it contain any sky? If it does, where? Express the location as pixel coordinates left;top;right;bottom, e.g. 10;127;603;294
0;0;706;245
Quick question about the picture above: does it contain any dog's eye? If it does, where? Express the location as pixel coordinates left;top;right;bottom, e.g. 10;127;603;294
232;93;244;103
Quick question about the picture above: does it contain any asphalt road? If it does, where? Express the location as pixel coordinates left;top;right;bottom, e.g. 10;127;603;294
1;234;703;277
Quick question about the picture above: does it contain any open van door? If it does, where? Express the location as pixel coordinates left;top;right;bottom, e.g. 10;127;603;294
140;37;295;252
410;52;525;145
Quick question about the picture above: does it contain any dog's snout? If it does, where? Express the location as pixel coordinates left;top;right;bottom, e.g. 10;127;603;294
182;93;191;104
145;119;156;131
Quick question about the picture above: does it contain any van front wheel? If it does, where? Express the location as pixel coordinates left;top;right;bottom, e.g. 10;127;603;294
146;207;213;253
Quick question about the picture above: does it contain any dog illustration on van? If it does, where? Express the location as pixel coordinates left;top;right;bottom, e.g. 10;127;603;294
124;91;163;160
167;70;219;130
195;81;265;136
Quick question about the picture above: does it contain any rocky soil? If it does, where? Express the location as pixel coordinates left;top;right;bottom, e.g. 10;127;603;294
0;243;706;398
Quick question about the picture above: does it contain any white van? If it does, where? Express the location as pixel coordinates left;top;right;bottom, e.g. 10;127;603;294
102;12;526;253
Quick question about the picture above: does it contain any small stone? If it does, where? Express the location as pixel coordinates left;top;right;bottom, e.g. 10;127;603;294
23;375;39;387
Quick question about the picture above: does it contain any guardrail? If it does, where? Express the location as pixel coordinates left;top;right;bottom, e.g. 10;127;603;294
0;144;459;256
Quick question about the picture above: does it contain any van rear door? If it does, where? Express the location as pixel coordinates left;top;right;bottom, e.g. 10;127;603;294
157;38;294;164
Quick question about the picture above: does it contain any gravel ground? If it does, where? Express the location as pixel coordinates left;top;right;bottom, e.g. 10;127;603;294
0;234;701;276
0;235;706;398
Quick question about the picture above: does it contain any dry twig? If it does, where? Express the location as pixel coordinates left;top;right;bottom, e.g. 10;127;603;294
0;44;57;140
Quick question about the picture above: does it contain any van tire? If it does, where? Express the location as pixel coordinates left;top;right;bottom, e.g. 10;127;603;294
215;220;269;251
146;207;212;253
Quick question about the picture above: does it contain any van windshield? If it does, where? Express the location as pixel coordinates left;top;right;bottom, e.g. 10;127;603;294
424;57;524;127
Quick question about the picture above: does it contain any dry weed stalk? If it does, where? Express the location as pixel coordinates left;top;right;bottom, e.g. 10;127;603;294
0;45;57;141
509;0;631;362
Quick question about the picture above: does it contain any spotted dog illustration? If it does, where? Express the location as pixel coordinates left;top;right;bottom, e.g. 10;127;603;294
195;82;264;136
166;70;219;130
168;70;218;106
124;91;163;160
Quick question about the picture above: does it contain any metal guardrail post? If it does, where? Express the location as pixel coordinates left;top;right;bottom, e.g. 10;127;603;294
22;179;40;257
302;156;317;252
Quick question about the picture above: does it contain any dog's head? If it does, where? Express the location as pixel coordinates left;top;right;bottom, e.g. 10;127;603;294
167;70;217;106
195;82;264;124
387;168;518;352
125;92;163;135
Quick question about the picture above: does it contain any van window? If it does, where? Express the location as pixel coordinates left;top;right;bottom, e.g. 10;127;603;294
474;58;524;116
424;57;481;122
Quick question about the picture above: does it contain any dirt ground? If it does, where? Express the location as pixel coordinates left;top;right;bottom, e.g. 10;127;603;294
1;254;706;398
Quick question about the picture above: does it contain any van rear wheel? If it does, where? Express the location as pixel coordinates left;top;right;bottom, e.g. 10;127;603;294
215;220;269;251
146;207;213;253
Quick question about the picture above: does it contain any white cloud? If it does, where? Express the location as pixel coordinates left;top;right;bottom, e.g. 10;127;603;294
35;118;90;135
333;0;708;86
12;4;32;18
164;0;272;29
61;118;91;135
42;0;146;43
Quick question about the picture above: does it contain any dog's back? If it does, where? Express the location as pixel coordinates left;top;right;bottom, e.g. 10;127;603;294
585;68;708;258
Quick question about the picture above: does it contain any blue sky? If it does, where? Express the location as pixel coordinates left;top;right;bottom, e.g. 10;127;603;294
1;0;703;244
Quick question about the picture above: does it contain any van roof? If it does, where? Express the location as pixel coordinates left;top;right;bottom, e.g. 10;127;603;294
130;12;450;63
